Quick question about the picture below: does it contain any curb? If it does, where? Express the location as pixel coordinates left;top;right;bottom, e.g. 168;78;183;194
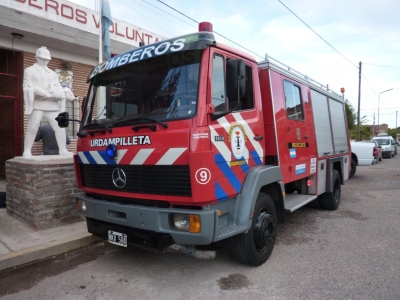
0;233;104;272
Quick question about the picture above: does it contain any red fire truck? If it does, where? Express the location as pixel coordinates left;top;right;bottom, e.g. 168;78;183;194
58;22;350;266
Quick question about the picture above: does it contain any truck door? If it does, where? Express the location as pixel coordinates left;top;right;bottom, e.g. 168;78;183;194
273;76;316;183
207;51;265;201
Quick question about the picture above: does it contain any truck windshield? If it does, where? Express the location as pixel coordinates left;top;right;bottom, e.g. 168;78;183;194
82;50;201;127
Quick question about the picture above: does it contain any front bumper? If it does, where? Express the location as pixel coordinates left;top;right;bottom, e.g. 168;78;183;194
77;194;217;245
382;150;392;157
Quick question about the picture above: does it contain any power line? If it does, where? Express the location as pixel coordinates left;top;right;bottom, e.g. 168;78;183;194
156;0;366;69
137;0;195;29
156;0;265;60
119;0;194;37
276;0;359;69
145;0;396;106
273;0;391;104
361;72;378;97
363;63;400;69
156;0;198;25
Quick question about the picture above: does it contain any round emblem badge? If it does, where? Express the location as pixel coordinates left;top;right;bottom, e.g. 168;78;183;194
231;126;245;159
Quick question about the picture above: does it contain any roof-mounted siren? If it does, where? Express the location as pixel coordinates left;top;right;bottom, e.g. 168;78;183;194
199;22;213;32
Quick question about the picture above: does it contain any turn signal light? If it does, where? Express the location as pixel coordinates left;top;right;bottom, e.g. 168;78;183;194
170;214;201;233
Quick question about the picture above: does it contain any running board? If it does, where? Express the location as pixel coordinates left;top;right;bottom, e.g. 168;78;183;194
216;224;248;241
284;194;318;212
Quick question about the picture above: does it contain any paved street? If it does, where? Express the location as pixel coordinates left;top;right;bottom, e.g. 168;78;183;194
1;155;399;300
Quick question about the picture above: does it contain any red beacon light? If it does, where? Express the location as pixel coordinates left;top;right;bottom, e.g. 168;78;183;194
199;22;213;32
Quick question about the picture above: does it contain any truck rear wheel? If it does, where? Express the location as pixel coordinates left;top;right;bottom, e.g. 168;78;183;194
320;170;341;210
349;159;356;179
231;193;277;266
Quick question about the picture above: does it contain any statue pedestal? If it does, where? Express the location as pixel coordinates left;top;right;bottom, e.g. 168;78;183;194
5;156;81;230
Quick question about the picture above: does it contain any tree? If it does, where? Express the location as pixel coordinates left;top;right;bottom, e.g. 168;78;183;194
359;124;372;140
387;128;399;140
345;100;356;131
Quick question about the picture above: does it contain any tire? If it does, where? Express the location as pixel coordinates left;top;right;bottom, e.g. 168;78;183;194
349;159;356;179
306;198;321;209
320;170;341;210
231;193;277;266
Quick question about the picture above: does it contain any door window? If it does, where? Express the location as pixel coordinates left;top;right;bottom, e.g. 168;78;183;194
284;80;304;120
211;54;254;112
211;54;226;112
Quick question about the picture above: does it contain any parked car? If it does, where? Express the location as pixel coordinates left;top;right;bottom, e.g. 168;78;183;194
350;141;376;178
372;136;395;158
363;140;382;162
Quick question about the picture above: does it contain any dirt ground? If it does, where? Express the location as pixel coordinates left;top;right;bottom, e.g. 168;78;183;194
0;243;115;296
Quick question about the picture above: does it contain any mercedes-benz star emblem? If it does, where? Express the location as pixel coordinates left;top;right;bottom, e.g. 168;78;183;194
112;168;127;188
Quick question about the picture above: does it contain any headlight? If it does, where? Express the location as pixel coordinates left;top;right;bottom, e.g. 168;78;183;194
77;199;86;213
170;214;201;233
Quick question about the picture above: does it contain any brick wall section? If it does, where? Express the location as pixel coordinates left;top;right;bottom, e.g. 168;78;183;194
5;157;81;230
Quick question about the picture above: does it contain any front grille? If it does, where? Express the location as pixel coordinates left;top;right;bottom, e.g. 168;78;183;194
80;164;192;196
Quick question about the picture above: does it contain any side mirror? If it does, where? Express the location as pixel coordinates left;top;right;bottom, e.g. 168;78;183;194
55;112;70;128
226;59;246;107
81;96;87;113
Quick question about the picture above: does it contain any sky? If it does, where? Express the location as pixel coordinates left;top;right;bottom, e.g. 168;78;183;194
70;0;400;129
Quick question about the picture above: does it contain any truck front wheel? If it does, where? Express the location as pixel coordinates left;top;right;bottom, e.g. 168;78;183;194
231;193;277;266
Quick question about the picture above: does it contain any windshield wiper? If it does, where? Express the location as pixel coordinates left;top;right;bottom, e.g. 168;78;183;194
82;122;113;133
87;129;108;136
113;117;169;129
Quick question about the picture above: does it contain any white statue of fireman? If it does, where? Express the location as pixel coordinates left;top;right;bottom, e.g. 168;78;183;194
23;46;74;158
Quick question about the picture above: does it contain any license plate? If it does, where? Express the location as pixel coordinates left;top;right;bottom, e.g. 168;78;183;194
108;230;127;247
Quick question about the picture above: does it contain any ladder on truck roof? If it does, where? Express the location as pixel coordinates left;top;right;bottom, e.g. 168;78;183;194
258;54;343;102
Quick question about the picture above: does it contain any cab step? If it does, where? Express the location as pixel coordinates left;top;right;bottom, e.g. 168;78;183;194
284;194;318;212
216;224;248;241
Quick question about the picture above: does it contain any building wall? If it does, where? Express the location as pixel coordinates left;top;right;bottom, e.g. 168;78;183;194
364;123;389;137
0;49;22;178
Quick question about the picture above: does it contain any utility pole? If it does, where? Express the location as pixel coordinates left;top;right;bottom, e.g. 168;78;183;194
372;112;375;136
396;111;398;143
357;62;361;141
378;88;393;134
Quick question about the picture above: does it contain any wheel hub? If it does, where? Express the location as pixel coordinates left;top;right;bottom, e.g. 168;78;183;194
254;211;275;251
